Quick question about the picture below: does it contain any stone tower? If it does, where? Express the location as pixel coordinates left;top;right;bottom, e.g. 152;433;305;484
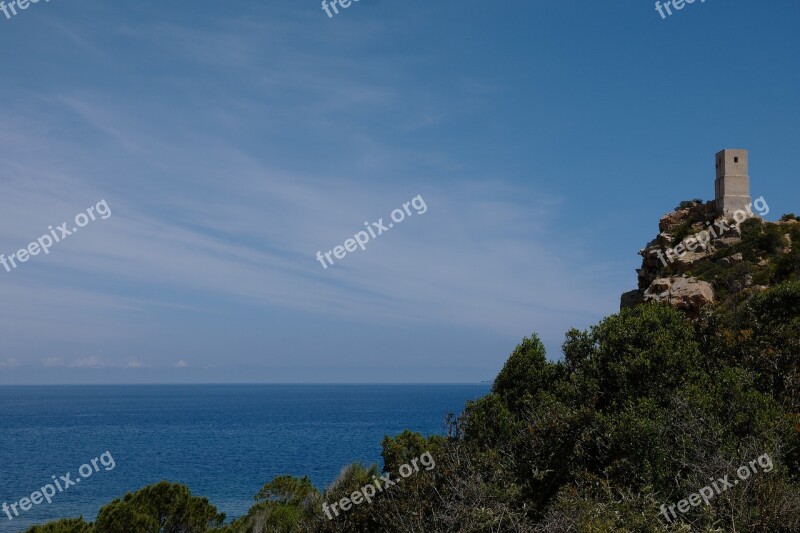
715;149;751;215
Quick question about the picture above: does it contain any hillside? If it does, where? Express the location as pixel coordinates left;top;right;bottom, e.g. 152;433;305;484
622;199;800;319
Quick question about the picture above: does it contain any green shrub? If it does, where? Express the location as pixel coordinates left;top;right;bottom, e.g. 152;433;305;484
95;481;224;533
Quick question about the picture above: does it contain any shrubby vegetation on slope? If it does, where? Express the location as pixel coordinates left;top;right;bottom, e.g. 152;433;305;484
26;282;800;532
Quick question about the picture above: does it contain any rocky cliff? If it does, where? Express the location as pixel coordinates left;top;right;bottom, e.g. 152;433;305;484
621;200;800;318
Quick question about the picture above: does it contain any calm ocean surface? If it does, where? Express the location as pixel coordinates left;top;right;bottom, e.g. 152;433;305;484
0;384;490;532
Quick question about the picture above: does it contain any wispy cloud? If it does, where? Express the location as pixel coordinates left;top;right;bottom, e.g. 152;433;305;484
0;3;625;377
0;358;19;369
41;357;65;368
69;356;104;368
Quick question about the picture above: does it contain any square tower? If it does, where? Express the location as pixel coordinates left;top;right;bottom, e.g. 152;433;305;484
715;149;751;215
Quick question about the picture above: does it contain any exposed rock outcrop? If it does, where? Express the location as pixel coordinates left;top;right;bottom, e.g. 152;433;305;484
642;277;715;318
623;200;736;316
635;201;742;291
622;202;800;318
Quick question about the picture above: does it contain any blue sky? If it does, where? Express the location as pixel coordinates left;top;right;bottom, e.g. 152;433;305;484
0;0;797;384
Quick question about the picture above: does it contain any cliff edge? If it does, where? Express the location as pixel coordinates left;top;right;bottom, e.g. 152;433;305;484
622;199;800;318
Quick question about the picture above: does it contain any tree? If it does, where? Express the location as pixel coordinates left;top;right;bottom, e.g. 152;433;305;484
492;334;561;415
94;481;225;533
226;475;321;533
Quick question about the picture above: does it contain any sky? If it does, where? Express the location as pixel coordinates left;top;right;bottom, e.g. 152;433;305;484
0;0;798;384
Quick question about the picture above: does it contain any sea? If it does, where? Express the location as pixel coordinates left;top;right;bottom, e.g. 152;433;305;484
0;384;490;532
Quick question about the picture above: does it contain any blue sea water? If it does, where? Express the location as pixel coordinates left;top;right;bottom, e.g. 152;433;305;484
0;384;489;532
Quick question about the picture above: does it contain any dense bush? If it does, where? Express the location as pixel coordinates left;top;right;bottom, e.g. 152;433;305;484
95;481;225;533
676;199;704;210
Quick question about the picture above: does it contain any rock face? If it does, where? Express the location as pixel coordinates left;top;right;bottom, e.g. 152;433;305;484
635;202;721;291
620;289;645;309
658;201;716;234
622;200;728;317
623;199;799;317
642;277;715;318
717;253;743;266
